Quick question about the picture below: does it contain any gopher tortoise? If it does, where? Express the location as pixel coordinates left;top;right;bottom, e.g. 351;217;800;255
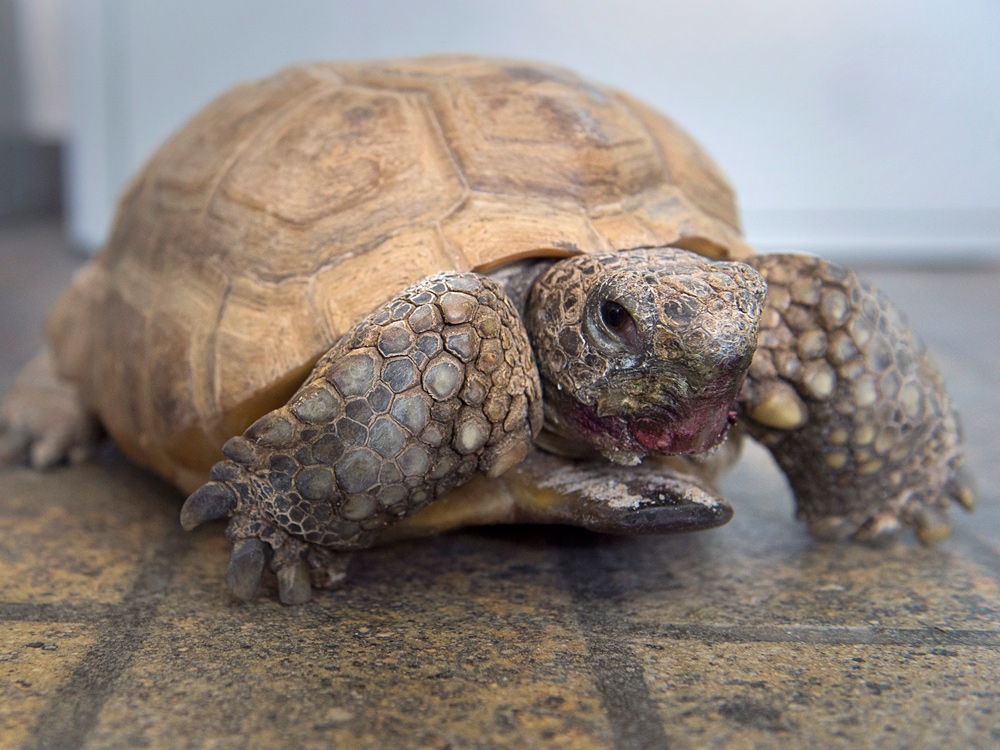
0;56;973;604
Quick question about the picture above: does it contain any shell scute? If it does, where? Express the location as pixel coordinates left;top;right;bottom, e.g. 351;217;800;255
152;66;334;200
216;86;466;232
425;66;665;207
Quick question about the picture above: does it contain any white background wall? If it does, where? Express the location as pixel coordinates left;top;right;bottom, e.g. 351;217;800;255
50;0;1000;258
13;0;68;140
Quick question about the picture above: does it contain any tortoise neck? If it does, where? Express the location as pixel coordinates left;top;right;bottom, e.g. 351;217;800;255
487;258;556;319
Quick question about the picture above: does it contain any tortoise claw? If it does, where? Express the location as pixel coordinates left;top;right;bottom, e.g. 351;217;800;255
180;482;237;531
277;561;313;605
946;467;977;512
0;350;102;469
851;513;903;547
30;430;73;470
807;515;855;542
226;538;269;601
914;506;952;546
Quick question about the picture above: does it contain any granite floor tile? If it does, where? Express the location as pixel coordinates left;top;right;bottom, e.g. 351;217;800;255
637;639;1000;749
0;622;96;748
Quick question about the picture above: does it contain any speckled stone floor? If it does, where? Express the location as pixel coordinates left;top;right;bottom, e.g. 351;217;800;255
1;221;999;749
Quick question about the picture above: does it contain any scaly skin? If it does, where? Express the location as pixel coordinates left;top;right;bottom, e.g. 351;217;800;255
183;272;543;602
740;254;974;544
526;249;766;464
0;350;101;468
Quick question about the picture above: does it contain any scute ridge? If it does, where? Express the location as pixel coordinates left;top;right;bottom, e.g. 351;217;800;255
200;74;345;220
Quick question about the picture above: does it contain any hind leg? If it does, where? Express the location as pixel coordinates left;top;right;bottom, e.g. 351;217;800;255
0;349;102;468
740;254;974;545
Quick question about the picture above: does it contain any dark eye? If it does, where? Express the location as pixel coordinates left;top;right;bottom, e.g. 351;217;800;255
599;300;639;344
601;300;628;329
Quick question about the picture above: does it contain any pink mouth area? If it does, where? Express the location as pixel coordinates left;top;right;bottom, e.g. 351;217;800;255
630;401;738;455
566;395;739;457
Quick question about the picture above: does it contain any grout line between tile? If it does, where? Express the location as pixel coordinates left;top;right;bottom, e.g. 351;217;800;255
559;542;672;750
21;524;192;750
0;601;116;623
629;622;1000;647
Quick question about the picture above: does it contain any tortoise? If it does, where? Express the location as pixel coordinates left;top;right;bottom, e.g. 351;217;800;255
0;56;974;604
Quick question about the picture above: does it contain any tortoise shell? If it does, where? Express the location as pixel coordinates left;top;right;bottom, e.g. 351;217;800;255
46;55;753;491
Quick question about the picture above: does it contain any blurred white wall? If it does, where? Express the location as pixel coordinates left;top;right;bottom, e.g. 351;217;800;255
54;0;1000;258
0;0;64;218
14;0;69;139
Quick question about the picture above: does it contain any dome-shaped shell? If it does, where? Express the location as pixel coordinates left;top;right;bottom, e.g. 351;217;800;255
47;56;753;490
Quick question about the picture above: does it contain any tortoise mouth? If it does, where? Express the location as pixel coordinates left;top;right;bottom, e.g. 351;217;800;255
554;391;739;458
629;400;739;455
541;358;749;460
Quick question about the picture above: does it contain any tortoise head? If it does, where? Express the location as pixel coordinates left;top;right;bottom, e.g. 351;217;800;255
525;248;766;464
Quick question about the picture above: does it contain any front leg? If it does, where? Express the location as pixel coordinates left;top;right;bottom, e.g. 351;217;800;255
181;272;543;603
740;253;974;544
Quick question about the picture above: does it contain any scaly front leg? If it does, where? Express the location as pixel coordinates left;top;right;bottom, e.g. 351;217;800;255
739;254;974;544
181;272;542;603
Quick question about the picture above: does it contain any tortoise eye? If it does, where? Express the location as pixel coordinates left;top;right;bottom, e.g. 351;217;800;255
601;301;628;329
599;300;639;344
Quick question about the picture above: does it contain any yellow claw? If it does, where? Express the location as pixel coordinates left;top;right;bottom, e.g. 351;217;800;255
749;381;808;430
914;507;952;546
